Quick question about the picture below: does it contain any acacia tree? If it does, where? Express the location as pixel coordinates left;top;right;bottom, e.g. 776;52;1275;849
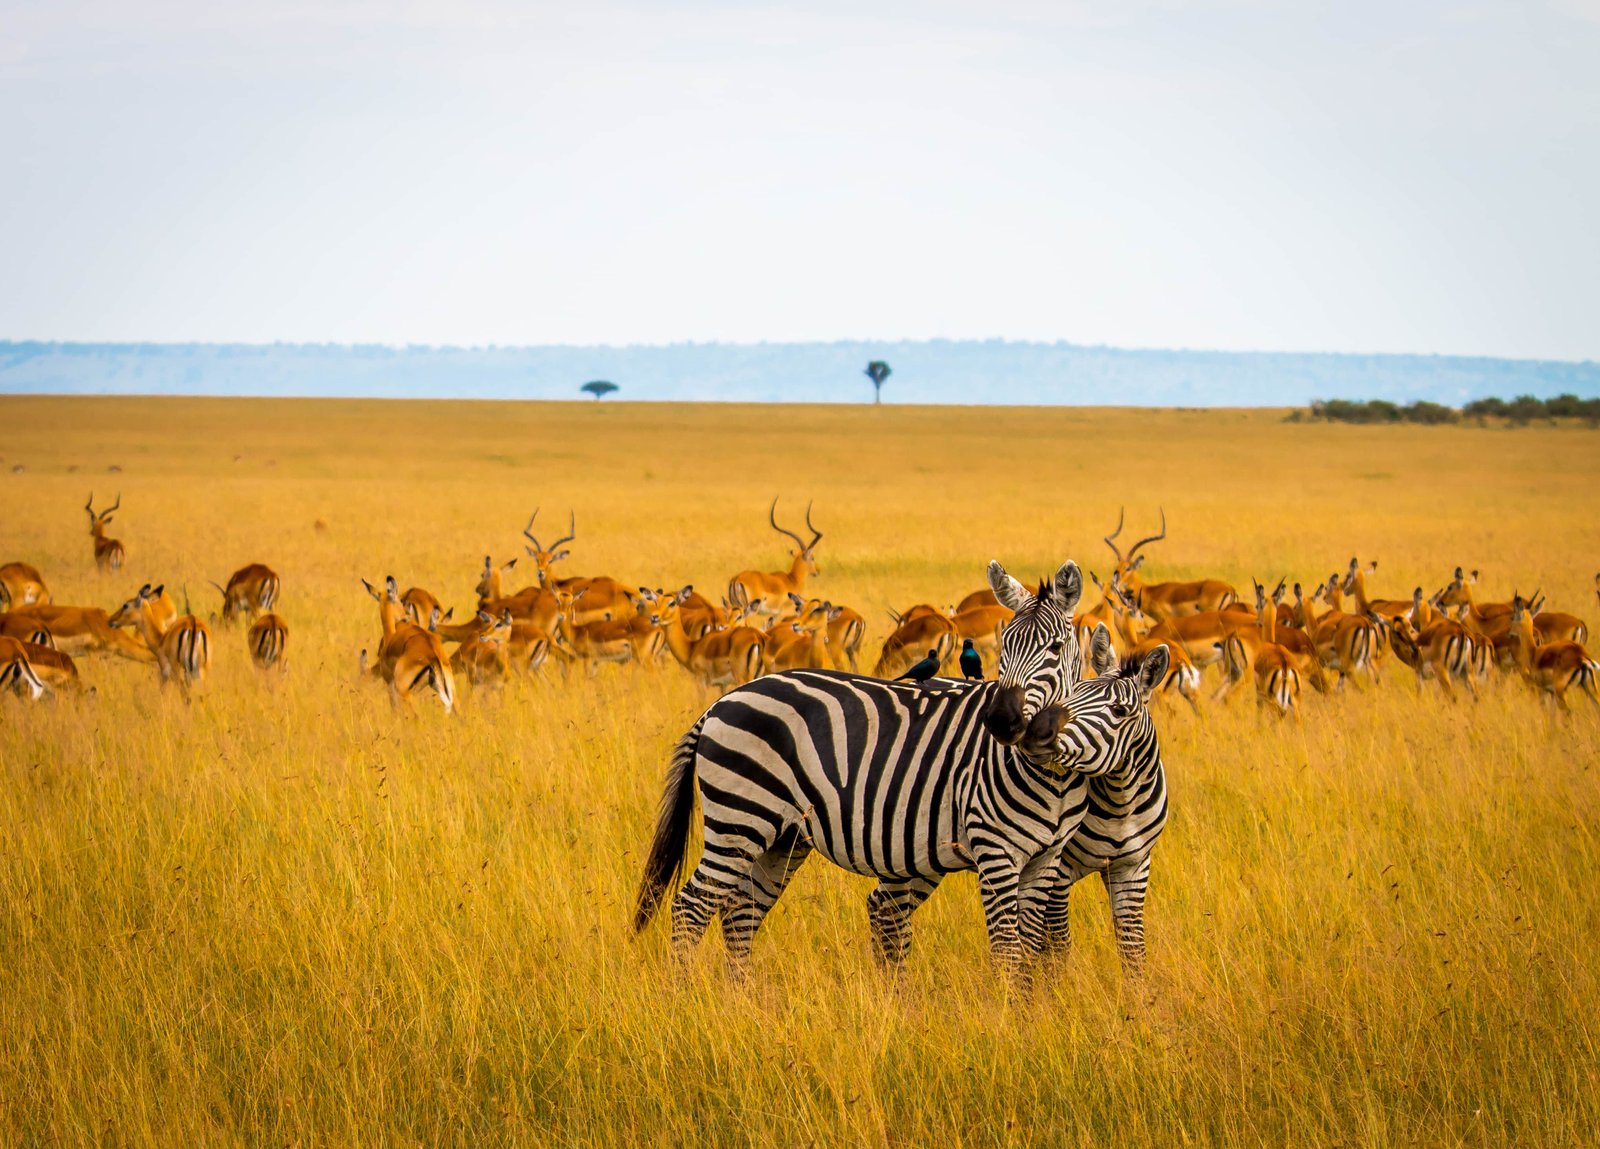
864;360;891;405
581;380;619;401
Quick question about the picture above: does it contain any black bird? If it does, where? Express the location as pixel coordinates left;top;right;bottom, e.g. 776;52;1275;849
959;638;983;681
896;648;942;682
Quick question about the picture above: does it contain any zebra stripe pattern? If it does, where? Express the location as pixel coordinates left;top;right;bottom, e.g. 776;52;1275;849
1033;625;1170;974
634;560;1087;974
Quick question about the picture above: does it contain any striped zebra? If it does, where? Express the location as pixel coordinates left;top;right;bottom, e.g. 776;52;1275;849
1028;624;1170;974
633;559;1088;975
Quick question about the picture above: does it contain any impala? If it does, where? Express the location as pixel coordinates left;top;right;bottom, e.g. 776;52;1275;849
1;611;54;646
873;611;958;677
521;510;639;623
0;562;50;610
1089;585;1201;710
359;576;455;714
558;603;665;673
474;556;562;632
450;612;512;688
1341;559;1412;627
656;588;767;690
727;499;823;620
1104;508;1237;620
8;638;83;694
955;587;1001;613
9;601;158;662
1508;599;1599;712
247;613;289;673
1218;582;1301;716
402;586;449;628
765;616;831;673
109;584;211;695
211;563;280;623
1378;602;1476;701
85;494;126;572
0;637;47;700
1293;578;1378;689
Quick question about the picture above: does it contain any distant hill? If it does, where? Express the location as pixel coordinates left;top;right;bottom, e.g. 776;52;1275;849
2;339;1595;406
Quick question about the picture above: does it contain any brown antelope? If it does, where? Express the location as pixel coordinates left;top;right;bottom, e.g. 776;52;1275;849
474;556;563;632
873;612;958;678
1;611;54;646
727;499;823;620
956;588;1001;613
507;618;559;675
402;586;449;628
765;617;831;673
247;613;289;673
0;637;48;700
1506;600;1600;712
1217;582;1303;715
1104;509;1237;621
1341;559;1412;627
85;494;125;572
656;588;767;691
1524;591;1588;646
520;510;638;622
0;562;50;609
888;603;951;627
676;589;728;641
1294;579;1378;690
359;576;455;714
818;600;866;672
1378;603;1476;701
10;638;83;694
211;563;280;623
951;602;1011;668
108;584;211;694
450;613;512;688
558;605;665;673
8;601;157;662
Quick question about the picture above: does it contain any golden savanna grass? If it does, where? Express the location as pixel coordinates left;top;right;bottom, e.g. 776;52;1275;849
1;395;1598;1147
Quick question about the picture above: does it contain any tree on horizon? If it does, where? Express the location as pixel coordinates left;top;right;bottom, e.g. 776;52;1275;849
581;380;619;401
864;360;891;405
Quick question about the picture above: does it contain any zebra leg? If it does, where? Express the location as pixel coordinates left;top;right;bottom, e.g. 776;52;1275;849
719;829;813;969
1015;847;1067;957
671;830;770;954
865;876;940;966
972;846;1028;979
1103;854;1154;975
1038;860;1093;960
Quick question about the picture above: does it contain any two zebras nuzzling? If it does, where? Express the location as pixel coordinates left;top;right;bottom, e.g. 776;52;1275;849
634;558;1171;983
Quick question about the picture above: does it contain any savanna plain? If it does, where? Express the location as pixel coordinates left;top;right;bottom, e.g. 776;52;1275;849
1;396;1598;1148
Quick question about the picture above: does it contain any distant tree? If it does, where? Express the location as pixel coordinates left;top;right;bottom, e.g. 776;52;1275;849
1506;394;1546;425
1463;397;1508;420
581;380;619;401
864;360;892;405
1401;400;1458;425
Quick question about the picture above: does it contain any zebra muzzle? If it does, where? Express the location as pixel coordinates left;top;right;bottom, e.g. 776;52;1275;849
1019;705;1069;763
981;685;1028;744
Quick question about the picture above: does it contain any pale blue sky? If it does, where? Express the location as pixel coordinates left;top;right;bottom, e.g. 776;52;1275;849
3;1;1597;360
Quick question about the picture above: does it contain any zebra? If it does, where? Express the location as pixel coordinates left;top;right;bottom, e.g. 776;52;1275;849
633;559;1089;976
1024;623;1171;975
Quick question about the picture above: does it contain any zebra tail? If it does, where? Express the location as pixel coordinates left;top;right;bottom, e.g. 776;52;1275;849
633;717;705;932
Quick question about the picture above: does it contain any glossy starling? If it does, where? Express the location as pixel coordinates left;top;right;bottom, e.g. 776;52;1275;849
959;638;983;680
896;648;941;682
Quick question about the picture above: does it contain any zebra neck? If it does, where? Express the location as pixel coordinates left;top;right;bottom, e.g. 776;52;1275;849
1089;724;1163;807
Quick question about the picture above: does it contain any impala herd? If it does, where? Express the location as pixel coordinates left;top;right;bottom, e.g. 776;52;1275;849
2;499;1596;718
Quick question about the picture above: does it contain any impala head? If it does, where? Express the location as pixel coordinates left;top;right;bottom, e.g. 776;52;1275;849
1103;507;1166;581
980;559;1084;745
1026;626;1167;774
770;498;823;575
85;492;120;536
523;509;576;587
475;555;517;600
108;583;156;628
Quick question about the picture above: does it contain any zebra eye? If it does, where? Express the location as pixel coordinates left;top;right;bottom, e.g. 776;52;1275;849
1110;703;1131;719
1048;640;1064;655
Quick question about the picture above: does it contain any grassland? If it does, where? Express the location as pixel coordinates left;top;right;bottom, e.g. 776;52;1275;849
1;395;1598;1147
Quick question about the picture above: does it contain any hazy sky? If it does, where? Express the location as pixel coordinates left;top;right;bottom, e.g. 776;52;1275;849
3;1;1597;359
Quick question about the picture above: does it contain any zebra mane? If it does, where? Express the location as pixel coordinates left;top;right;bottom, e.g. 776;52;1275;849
1116;651;1150;680
1034;579;1051;603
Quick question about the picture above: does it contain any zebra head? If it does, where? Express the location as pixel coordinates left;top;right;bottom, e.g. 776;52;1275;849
1026;624;1168;773
980;559;1083;745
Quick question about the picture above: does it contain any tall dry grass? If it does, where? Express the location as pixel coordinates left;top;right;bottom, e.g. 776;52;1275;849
1;396;1597;1147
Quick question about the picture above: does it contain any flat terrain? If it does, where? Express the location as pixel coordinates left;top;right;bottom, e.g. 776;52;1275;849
2;396;1598;1147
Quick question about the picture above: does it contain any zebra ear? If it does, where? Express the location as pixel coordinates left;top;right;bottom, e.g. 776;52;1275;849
1137;645;1170;698
987;561;1030;613
1089;623;1116;676
1053;561;1083;614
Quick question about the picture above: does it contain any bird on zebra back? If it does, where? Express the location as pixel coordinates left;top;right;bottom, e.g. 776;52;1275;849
896;648;942;682
959;638;984;681
634;558;1094;985
1021;623;1170;976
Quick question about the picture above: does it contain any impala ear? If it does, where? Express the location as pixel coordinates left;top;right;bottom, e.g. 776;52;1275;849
442;607;454;622
1136;645;1170;698
504;557;517;571
150;584;164;599
1089;623;1116;676
552;549;570;563
1053;561;1083;614
483;555;492;573
361;578;379;601
986;561;1030;613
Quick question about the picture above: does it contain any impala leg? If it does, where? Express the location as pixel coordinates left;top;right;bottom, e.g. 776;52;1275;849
719;831;813;970
865;876;940;966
